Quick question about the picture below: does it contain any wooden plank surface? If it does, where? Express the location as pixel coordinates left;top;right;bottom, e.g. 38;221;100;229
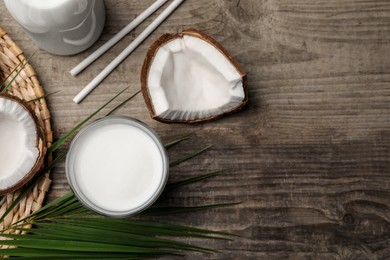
1;0;390;258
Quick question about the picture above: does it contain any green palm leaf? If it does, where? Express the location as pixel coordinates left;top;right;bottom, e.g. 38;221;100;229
47;87;128;154
1;88;136;224
0;89;238;258
143;202;241;216
164;169;224;192
170;144;213;167
28;90;61;102
1;50;36;93
164;133;193;149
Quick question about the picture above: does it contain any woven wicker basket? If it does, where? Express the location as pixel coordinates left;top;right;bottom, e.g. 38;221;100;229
0;27;53;237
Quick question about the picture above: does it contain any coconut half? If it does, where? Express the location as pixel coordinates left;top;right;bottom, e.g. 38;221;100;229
0;93;45;195
141;29;248;123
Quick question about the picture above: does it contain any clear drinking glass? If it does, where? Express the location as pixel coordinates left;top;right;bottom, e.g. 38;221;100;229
66;116;169;217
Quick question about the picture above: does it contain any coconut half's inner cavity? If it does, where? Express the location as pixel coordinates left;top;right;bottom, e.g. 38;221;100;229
0;95;41;193
142;29;247;123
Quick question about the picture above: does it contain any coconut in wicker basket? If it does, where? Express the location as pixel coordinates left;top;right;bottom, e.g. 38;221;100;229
0;27;53;236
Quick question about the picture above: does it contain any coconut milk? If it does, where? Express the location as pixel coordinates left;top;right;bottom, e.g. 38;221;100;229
66;117;168;216
4;0;105;55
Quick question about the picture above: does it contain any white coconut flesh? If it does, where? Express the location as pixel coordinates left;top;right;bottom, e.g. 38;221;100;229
147;35;245;121
0;97;39;191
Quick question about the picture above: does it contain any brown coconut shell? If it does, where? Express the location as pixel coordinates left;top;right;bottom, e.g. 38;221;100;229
0;93;46;195
141;28;248;123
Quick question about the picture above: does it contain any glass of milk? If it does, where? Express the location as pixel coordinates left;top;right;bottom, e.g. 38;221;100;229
66;116;169;217
3;0;106;55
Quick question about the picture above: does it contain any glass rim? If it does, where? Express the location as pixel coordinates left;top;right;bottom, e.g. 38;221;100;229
65;116;169;217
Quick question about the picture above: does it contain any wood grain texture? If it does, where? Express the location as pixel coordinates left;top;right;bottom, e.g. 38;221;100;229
1;0;390;259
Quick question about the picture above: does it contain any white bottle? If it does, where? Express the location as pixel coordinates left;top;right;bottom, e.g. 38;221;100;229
4;0;106;56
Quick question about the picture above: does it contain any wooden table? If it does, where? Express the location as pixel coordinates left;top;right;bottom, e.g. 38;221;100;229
1;0;390;259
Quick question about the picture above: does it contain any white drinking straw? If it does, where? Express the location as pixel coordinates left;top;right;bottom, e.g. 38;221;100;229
73;0;185;104
70;0;168;76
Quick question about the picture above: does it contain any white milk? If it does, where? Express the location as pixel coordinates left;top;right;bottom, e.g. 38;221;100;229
4;0;105;55
66;117;168;216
